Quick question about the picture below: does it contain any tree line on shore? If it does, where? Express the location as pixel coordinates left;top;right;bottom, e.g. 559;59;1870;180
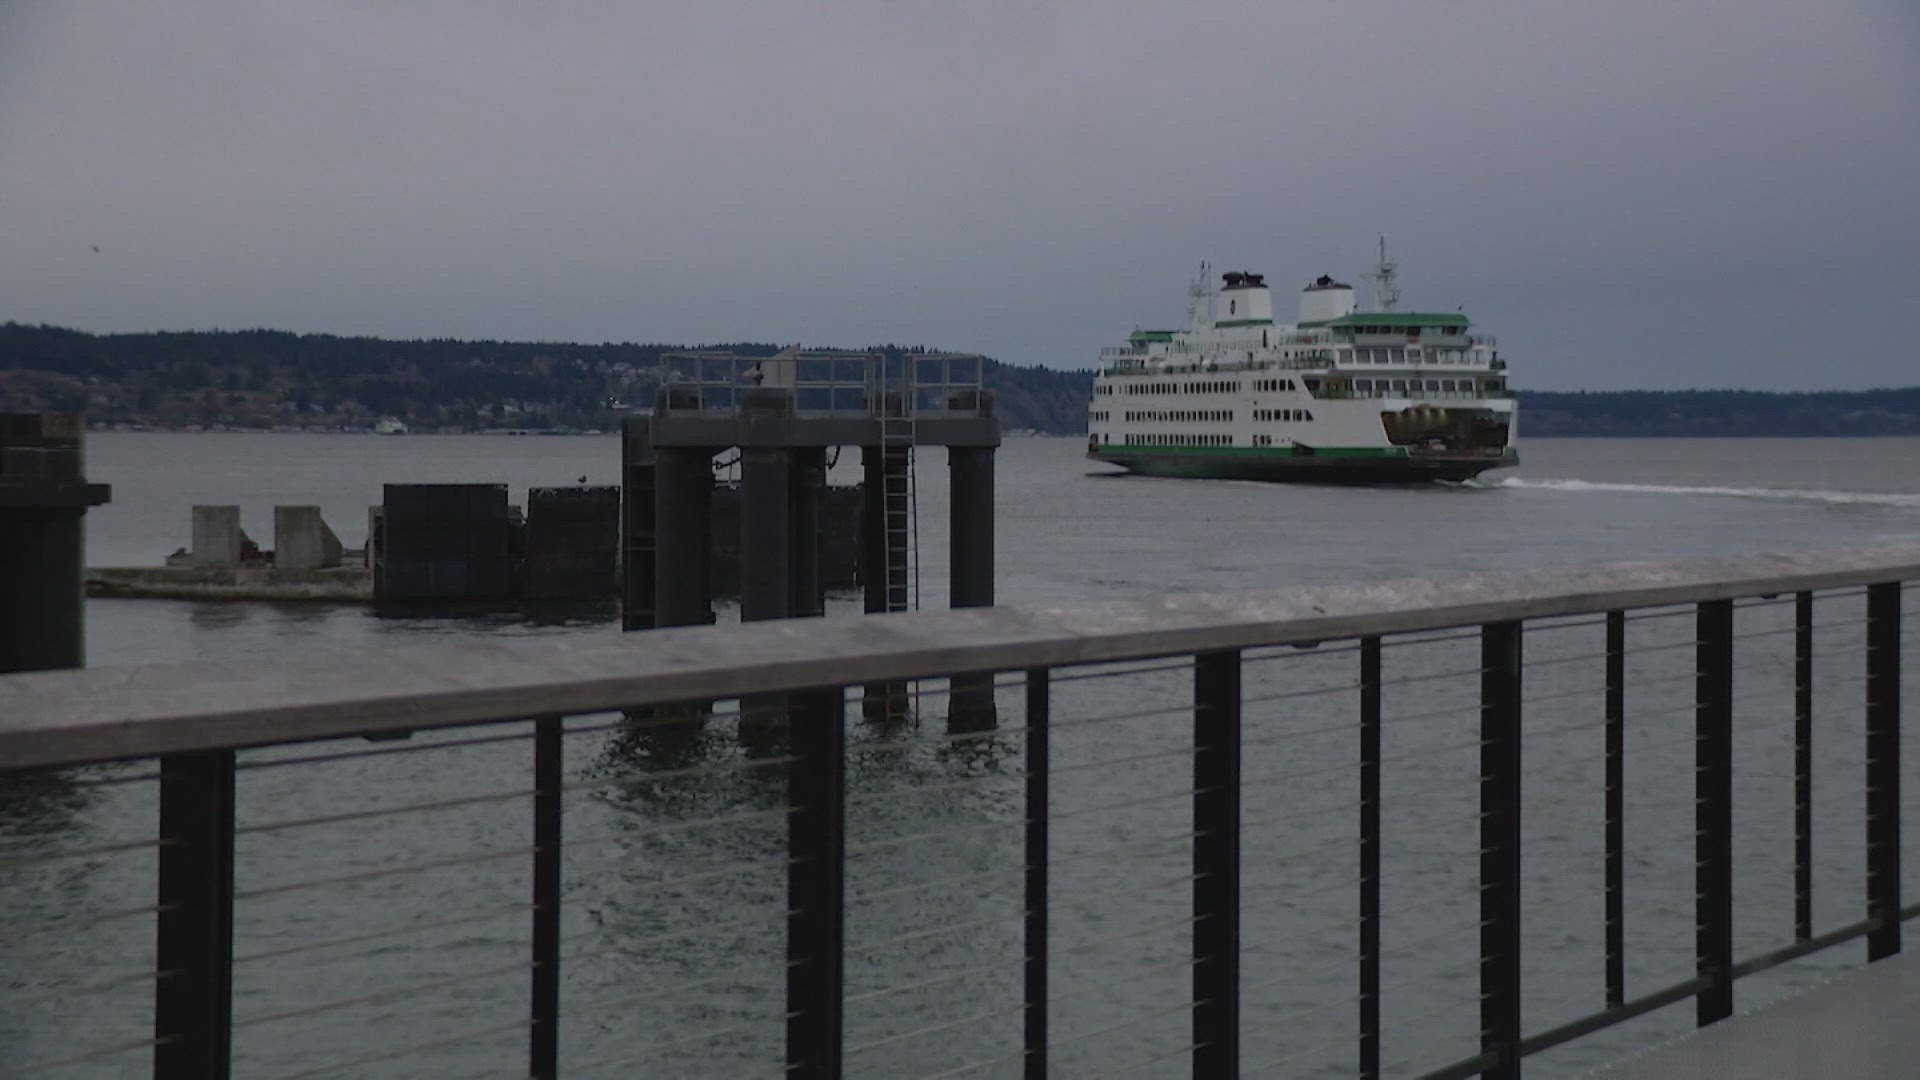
3;321;1917;436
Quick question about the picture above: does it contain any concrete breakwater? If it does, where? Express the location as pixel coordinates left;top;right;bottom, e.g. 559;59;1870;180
87;565;373;601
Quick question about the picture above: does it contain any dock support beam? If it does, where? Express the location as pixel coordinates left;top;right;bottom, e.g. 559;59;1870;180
654;448;716;630
620;418;657;632
948;445;997;729
0;413;111;674
740;447;794;738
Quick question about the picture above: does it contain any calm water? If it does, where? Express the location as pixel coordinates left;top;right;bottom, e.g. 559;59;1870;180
6;433;1920;1077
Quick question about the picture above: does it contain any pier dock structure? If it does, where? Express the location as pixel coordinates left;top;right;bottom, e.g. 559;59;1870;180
0;412;111;673
622;348;1000;725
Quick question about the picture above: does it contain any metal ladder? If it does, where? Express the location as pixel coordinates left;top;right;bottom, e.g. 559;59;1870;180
880;359;918;612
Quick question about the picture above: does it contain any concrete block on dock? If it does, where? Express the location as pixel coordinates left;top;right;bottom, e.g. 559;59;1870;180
275;506;343;569
191;505;253;567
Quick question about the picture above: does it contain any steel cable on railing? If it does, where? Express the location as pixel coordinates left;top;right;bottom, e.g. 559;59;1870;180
912;1045;1036;1080
232;902;531;965
1371;735;1491;770
1045;743;1199;780
563;954;796;1020
1235;943;1360;994
848;907;1029;955
1235;989;1363;1050
44;766;161;789
560;907;787;966
235;724;537;772
842;957;1016;1006
854;723;1030;757
560;804;796;856
0;965;175;1012
0;833;173;868
1046;952;1196;1006
234;785;535;836
604;851;799;893
1040;700;1198;734
1240;755;1371;789
1042;993;1207;1052
14;1035;163;1076
1238;795;1365;834
1085;1036;1212;1079
0;900;167;947
1548;729;1708;771
559;752;802;795
1046;831;1196;872
229;958;530;1031
840;1000;1030;1059
849;863;1026;907
843;815;1022;858
230;844;532;901
1051;911;1201;959
1047;785;1197;827
267;1016;533;1080
1240;679;1368;710
1375;699;1490;729
843;771;1023;809
1239;716;1366;748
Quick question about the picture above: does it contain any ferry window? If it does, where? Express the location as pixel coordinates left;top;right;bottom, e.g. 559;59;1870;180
1392;379;1408;392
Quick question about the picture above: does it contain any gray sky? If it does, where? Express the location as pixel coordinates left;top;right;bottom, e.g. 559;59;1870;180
3;1;1916;390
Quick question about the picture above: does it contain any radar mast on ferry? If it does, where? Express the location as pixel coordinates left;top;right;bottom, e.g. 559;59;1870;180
1362;235;1400;313
1186;260;1213;332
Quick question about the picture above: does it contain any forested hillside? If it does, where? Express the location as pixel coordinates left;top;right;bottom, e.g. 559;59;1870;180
5;322;1919;436
0;323;1086;433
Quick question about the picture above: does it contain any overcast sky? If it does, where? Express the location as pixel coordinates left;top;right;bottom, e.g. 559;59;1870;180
3;1;1916;390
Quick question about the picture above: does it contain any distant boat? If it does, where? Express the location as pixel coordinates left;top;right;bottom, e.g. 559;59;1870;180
373;417;408;435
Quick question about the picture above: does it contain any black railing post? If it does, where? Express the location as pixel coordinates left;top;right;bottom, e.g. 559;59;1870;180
1024;668;1050;1080
1479;621;1523;1080
1604;610;1625;1008
155;748;236;1080
1359;637;1381;1080
530;717;562;1079
1193;649;1241;1077
1794;591;1813;942
1865;582;1902;961
788;685;846;1078
1695;599;1734;1026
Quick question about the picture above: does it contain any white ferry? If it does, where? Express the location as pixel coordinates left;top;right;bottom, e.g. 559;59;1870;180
1088;246;1516;482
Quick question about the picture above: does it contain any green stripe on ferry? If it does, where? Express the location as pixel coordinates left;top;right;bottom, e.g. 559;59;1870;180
1102;445;1408;459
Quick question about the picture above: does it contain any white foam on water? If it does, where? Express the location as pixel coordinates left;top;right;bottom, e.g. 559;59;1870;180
1493;477;1920;509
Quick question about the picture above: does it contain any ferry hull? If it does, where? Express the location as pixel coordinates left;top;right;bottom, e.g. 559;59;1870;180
1090;447;1516;484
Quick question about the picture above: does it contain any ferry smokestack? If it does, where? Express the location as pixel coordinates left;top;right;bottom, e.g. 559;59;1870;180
1298;275;1355;323
1219;271;1273;324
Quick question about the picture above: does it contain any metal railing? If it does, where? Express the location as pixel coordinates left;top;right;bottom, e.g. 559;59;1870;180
656;351;986;419
2;544;1916;1077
